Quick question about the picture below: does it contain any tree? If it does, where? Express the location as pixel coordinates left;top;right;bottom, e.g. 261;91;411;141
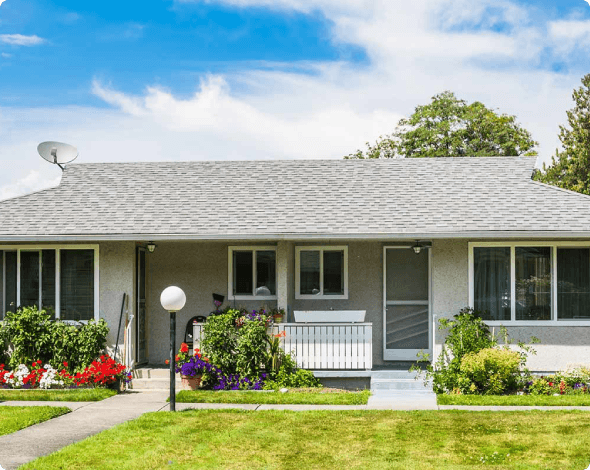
534;74;590;195
346;91;538;159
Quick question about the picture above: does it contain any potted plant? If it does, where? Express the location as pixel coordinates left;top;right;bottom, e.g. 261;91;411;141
174;343;213;390
272;308;286;324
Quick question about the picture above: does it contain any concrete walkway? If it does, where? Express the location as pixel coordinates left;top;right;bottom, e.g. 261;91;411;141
0;390;168;470
2;392;590;469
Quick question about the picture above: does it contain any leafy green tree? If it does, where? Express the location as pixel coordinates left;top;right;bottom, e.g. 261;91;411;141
346;91;538;158
534;74;590;194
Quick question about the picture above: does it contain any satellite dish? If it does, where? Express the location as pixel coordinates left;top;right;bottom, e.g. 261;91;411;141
37;141;78;170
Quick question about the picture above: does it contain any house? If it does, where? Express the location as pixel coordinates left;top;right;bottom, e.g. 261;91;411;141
0;156;589;374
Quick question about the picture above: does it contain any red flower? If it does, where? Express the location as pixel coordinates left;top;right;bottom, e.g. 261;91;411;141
165;359;170;365
180;343;189;354
63;361;68;368
175;355;180;362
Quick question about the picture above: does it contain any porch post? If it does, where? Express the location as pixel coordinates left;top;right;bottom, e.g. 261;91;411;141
276;241;292;320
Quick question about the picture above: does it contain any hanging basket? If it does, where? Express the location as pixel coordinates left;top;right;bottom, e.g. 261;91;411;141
181;375;202;391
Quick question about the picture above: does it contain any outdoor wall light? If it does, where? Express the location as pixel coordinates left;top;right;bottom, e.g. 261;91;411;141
147;242;157;253
160;286;186;412
412;241;432;254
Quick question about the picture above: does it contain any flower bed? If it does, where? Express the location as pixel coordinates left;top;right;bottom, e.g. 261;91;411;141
0;355;131;390
172;307;320;391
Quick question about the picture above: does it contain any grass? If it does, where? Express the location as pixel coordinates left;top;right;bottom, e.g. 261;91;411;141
438;394;590;406
0;388;117;402
21;409;590;469
0;406;70;436
176;389;370;405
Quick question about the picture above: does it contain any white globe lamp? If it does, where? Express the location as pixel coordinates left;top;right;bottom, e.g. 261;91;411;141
161;286;186;312
160;286;186;412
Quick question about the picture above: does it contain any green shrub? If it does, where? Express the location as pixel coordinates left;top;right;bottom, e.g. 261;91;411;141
413;307;537;394
201;309;241;375
459;348;522;395
0;306;108;371
265;353;321;389
201;309;321;390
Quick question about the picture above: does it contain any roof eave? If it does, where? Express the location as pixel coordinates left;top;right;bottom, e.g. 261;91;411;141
2;231;590;242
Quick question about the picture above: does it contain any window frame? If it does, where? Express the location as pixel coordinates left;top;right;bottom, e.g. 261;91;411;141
0;245;100;322
469;241;590;326
295;246;348;300
227;246;277;301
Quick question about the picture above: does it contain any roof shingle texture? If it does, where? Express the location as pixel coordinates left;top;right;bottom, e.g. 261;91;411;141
1;157;589;238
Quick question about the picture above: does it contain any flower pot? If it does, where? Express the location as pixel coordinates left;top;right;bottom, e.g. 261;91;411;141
181;374;202;391
273;315;284;323
108;378;125;393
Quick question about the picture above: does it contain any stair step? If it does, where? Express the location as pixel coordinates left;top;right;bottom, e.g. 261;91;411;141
371;381;432;391
132;378;182;390
371;371;423;380
133;368;172;379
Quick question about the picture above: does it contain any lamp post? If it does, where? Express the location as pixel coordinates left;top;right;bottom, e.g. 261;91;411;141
160;286;186;412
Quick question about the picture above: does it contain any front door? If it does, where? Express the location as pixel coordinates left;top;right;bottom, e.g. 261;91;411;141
136;247;147;365
383;246;431;361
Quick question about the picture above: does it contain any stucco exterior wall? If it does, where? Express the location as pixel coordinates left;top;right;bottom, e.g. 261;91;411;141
146;242;277;364
98;242;136;356
431;239;469;360
291;241;384;366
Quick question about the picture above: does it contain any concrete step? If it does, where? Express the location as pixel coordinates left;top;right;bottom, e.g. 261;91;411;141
371;371;423;380
133;368;171;379
371;380;432;391
132;378;182;390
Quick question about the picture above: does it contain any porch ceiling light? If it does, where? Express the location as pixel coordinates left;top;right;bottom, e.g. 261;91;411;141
412;241;432;254
160;286;186;413
147;242;157;253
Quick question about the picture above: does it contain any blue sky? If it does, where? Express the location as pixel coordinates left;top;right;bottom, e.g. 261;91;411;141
1;0;590;198
0;0;363;106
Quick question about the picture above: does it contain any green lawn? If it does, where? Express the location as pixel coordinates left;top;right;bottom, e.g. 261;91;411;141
0;406;70;436
21;410;590;469
438;394;590;406
176;389;370;405
0;388;117;402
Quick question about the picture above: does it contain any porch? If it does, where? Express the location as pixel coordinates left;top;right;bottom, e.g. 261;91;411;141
132;240;433;369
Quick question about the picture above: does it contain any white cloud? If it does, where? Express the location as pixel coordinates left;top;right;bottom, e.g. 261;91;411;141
2;0;590;199
0;170;61;201
0;0;6;7
549;19;590;53
0;34;45;46
1;52;11;58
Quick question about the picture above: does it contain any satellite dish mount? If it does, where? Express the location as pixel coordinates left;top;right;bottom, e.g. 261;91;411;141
37;141;78;171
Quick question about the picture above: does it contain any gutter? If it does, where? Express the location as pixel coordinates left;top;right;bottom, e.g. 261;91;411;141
2;231;590;242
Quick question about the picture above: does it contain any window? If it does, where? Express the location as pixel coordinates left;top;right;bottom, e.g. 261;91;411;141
1;246;99;321
470;242;590;323
295;246;348;299
228;246;276;300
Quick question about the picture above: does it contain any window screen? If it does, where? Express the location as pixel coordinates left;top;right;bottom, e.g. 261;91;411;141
323;250;344;295
233;251;253;295
60;250;94;321
300;250;320;295
20;251;40;309
557;248;590;320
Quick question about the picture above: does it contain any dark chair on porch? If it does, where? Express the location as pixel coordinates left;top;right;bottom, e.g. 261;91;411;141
184;315;207;352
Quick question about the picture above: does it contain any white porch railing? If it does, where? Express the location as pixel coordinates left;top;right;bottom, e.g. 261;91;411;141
193;322;372;370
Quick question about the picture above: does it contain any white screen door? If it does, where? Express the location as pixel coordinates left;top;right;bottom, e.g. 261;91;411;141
383;246;431;361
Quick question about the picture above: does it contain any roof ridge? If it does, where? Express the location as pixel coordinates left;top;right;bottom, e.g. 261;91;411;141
528;179;590;201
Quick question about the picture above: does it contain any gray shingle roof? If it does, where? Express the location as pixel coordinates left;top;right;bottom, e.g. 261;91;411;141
1;157;590;240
